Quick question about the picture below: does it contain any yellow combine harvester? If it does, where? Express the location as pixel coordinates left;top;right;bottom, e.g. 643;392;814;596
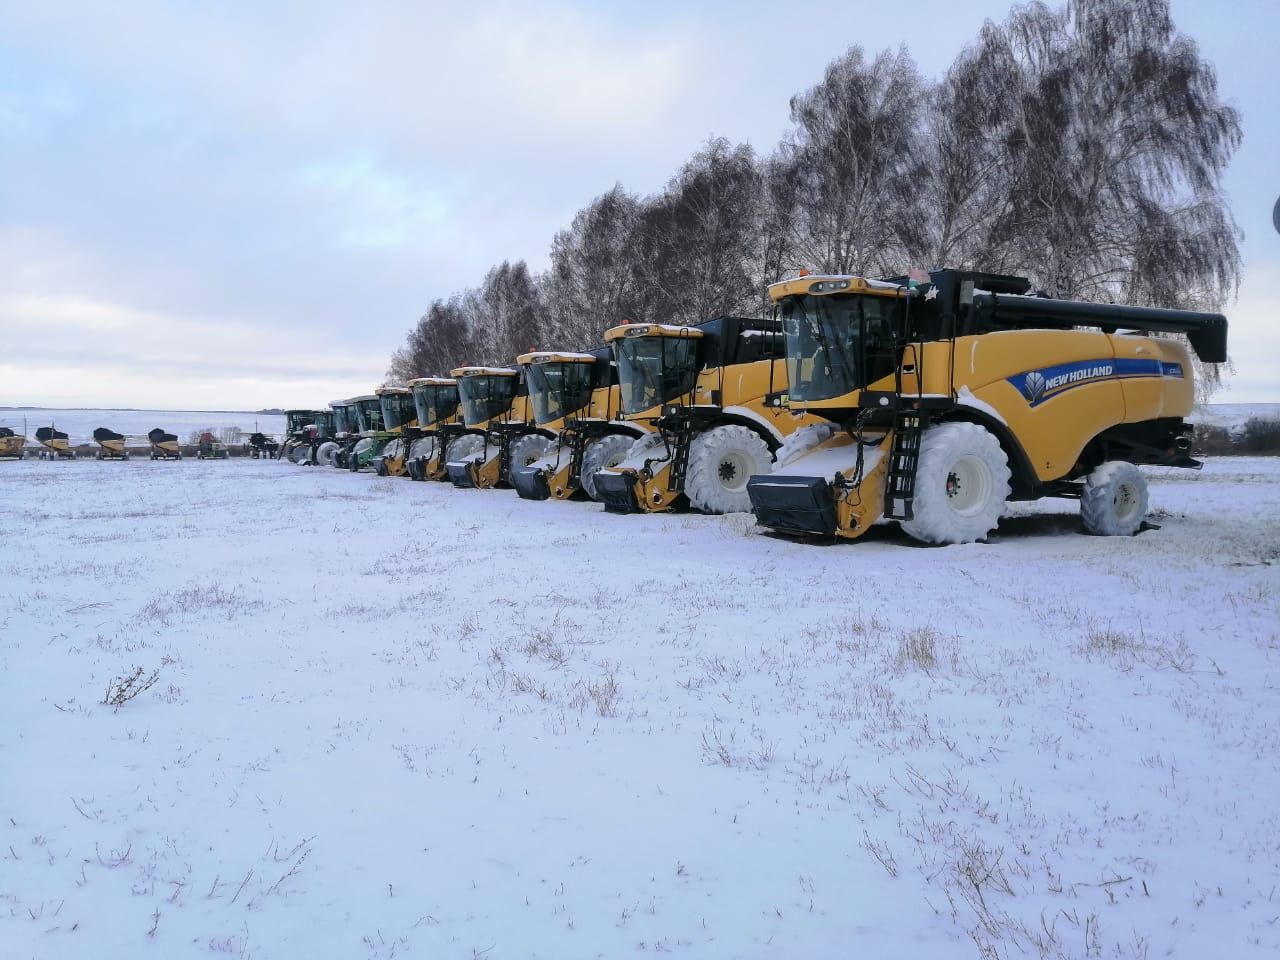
445;366;545;488
746;269;1228;544
592;316;819;514
370;386;419;477
510;347;651;501
404;377;468;481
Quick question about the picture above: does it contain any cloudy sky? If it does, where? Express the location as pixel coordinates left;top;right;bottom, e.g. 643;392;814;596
1;0;1276;410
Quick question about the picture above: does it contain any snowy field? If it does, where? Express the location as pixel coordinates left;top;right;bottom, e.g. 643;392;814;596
3;457;1279;959
1192;402;1280;431
0;409;285;446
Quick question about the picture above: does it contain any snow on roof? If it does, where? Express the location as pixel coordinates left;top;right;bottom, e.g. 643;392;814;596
604;322;704;341
450;366;517;377
407;377;457;387
375;386;411;395
351;394;380;402
520;351;597;362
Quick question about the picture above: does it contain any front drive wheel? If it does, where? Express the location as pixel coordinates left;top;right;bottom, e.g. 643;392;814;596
900;422;1010;545
581;434;637;501
508;434;554;477
1080;461;1148;536
684;425;773;515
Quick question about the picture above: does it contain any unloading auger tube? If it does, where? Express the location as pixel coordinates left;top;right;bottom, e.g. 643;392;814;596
745;268;1228;545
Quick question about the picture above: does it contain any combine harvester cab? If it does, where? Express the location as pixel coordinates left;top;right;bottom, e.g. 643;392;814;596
35;426;76;459
147;428;182;460
746;269;1228;545
329;399;364;469
370;387;419;477
510;348;650;502
92;427;130;460
404;378;467;481
342;395;387;472
445;366;541;489
592;316;820;515
0;427;27;460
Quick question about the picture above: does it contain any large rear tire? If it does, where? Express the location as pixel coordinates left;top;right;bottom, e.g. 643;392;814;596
1080;461;1148;536
315;441;339;467
581;434;637;501
684;425;773;515
900;422;1010;545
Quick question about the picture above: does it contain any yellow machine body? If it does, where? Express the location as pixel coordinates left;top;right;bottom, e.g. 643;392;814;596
405;377;467;481
512;351;650;501
593;321;819;513
749;271;1215;541
374;386;418;477
448;366;538;489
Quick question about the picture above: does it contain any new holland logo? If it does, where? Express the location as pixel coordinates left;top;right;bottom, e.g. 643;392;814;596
1008;358;1167;408
1022;370;1046;403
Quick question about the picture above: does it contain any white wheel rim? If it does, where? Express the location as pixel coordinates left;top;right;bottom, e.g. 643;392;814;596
1113;481;1142;523
716;450;753;492
944;455;993;516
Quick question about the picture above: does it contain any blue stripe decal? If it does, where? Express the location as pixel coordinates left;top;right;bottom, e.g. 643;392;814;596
1007;358;1181;407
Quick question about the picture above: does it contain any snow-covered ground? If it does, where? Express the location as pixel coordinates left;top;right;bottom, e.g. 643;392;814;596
3;458;1278;959
1192;402;1280;431
0;409;285;446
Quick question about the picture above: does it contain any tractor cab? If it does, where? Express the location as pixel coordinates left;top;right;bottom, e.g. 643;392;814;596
283;409;313;436
330;401;359;438
310;410;335;438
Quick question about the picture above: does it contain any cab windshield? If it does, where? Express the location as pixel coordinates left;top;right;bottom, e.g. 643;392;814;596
358;399;385;432
780;294;899;401
312;411;335;437
412;384;461;427
525;362;595;424
457;376;518;426
332;406;355;434
613;336;698;415
284;410;311;434
379;394;415;430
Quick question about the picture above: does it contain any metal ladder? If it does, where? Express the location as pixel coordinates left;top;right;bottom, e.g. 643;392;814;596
884;409;926;521
666;418;693;493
